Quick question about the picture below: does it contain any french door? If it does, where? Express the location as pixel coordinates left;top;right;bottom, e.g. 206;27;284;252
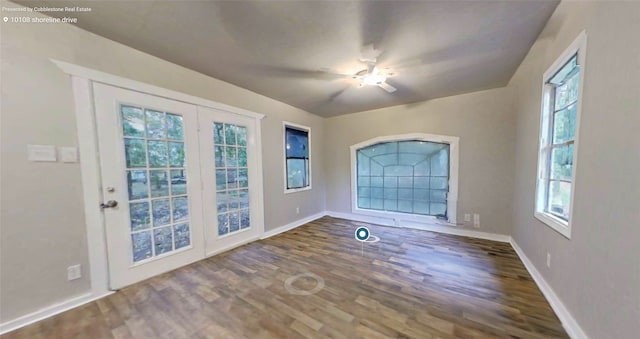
94;83;262;289
199;107;261;255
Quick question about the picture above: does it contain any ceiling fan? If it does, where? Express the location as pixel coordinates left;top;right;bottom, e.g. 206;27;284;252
250;44;399;97
352;44;397;93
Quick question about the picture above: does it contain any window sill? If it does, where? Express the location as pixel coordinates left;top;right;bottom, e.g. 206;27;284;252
534;211;571;239
353;207;442;224
284;186;312;194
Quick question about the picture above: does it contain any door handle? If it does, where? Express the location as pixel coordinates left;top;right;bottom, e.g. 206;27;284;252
100;200;118;209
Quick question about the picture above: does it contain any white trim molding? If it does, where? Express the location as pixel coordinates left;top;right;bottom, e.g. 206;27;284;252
70;77;111;296
53;59;267;285
326;211;510;243
510;240;589;339
205;236;261;257
261;212;326;239
2;211;587;338
0;214;315;335
51;59;265;121
51;60;266;292
0;291;114;335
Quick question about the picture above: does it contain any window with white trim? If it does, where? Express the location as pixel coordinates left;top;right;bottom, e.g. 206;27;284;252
284;123;311;192
351;133;459;224
535;31;586;238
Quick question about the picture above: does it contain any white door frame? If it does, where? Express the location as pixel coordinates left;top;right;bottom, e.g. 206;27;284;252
54;59;265;296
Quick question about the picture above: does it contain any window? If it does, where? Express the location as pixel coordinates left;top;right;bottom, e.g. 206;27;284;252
284;123;311;192
535;31;586;238
351;133;459;224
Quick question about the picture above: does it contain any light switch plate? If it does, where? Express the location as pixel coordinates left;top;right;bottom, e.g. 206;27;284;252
27;144;57;162
60;147;79;163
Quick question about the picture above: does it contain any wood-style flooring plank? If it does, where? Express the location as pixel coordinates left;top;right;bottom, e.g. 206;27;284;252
2;217;568;338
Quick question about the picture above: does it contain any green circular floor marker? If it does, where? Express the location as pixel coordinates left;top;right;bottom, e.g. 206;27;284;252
355;226;370;242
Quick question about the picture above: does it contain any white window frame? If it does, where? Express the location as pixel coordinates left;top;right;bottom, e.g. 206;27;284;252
535;31;587;239
283;121;312;194
350;133;459;225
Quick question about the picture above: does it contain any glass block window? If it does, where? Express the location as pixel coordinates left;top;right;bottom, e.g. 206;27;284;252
285;125;310;190
121;105;191;263
356;140;450;217
535;32;585;238
214;122;250;236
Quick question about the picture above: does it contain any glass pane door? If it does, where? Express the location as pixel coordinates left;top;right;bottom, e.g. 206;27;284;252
94;83;205;290
120;105;192;262
214;122;251;236
96;82;262;289
198;106;262;256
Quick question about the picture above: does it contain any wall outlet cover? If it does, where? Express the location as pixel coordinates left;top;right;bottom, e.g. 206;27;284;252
67;264;82;281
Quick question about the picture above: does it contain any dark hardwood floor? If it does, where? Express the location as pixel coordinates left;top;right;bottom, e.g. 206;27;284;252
3;217;568;338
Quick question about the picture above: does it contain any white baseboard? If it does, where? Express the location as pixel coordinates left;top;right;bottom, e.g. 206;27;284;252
261;212;326;239
206;235;261;257
0;291;114;335
210;211;324;253
326;211;511;243
330;211;586;338
510;240;588;339
0;213;325;335
0;214;586;339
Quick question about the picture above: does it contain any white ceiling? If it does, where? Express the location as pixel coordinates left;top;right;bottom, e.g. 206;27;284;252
17;0;559;117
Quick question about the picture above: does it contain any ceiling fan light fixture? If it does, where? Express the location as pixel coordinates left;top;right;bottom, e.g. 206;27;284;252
362;73;387;86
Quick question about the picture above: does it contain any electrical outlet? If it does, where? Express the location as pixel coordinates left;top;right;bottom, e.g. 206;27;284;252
473;213;480;228
464;214;471;222
546;252;551;268
67;264;82;281
296;207;300;214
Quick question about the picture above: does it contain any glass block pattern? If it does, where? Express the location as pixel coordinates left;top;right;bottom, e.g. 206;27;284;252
121;105;191;262
214;122;250;236
356;140;450;217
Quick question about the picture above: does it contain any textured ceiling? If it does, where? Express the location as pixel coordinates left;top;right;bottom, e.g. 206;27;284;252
15;0;559;117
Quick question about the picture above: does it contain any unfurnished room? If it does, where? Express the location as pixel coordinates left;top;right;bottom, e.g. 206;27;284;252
0;0;638;338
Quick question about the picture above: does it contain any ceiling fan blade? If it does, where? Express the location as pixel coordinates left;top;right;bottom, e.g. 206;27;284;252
251;65;349;80
378;82;397;93
329;85;351;102
318;67;355;77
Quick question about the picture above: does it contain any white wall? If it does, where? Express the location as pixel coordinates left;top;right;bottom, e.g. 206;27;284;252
0;0;325;322
324;87;516;235
508;1;640;337
3;1;639;336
